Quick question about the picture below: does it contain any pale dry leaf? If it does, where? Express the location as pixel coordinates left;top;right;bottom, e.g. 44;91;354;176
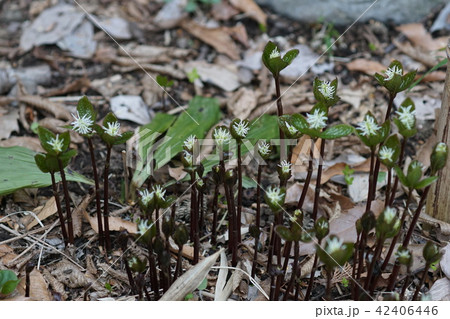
299;254;316;278
0;107;19;140
159;249;222;301
42;267;67;300
42;77;90;97
217;262;244;301
393;39;443;68
227;87;260;119
214;250;229;301
181;20;240;60
168;166;188;181
429;278;450;301
229;0;267;27
83;210;137;234
227;23;249;48
98;263;129;284
397;23;447;52
441;243;450;280
169;237;194;260
16;269;51;301
0;136;43;152
211;1;239;21
17;95;71;120
346;58;385;75
419;212;450;237
26;196;57;230
184;61;240;92
0;244;18;266
121;43;191;59
72;193;93;238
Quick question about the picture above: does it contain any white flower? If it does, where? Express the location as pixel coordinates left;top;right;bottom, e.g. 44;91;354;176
152;185;166;200
139;189;154;206
258;141;271;157
278;160;292;175
285;122;298;136
384;65;402;81
269;48;280;59
411;161;423;170
48;134;64;153
213;127;232;146
395;249;411;260
232;120;249;138
357;115;380;136
318;219;328;229
197;179;204;187
183;135;197;151
436;142;447;153
383;207;397;224
326;237;343;254
290;209;302;222
138;219;151;236
306;109;327;130
379;146;395;162
318;81;335;100
71;111;93;135
266;186;283;204
183;150;193;166
395;105;416;130
128;257;137;268
102;121;122;137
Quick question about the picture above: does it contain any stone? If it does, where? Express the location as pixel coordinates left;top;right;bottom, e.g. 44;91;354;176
256;0;447;26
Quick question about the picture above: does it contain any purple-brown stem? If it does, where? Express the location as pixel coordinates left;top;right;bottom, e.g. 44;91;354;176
385;168;392;207
386;260;401;291
389;138;407;206
191;172;199;265
88;137;104;247
412;262;430;301
237;143;243;243
251;164;263;278
58;159;74;244
274;76;286;158
399;267;411;300
148;240;159;300
211;183;219;246
283;240;299;300
305;239;322;301
312;139;326;221
364;237;384;291
103;146;112;251
365;147;376;214
297;138;315;210
124;258;137;294
50;172;68;244
174;247;183;281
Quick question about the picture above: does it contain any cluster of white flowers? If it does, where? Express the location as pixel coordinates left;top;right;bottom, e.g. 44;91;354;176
183;135;197;151
318;81;335;100
71;111;93;135
233;120;249;138
153;185;166;200
411;161;423;170
138;219;152;237
269;48;280;59
384;65;402;81
48;134;64;152
395;248;411;260
379;146;395;162
318;219;328;230
102;121;122;137
395;105;416;130
278;160;292;175
183;150;193;166
436;142;447;153
213;127;232;146
285;122;298;136
258;141;271;157
266;186;283;204
326;236;343;254
383;207;397;224
306;109;328;129
357;115;381;137
139;189;154;206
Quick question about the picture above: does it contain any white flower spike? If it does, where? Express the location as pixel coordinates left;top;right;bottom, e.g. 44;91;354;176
383;207;397;224
183;135;197;151
436;142;447;153
285;122;298;136
48;134;64;153
139;189;154;206
357;115;381;136
395;105;416;130
138;219;151;236
269;48;280;59
266;186;283;204
71;111;93;135
379;146;395;162
103;121;122;137
318;81;335;100
278;160;292;175
258;141;271;157
306;109;328;130
395;249;411;260
326;237;343;254
213;127;232;146
384;65;402;81
233;120;249;138
153;185;166;200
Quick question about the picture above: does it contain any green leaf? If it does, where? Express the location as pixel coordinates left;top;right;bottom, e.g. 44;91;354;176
394;165;409;188
283;49;299;65
377;171;387;183
197;277;207;291
275;225;294;242
187;68;200;83
242;176;257;189
0;146;93;196
415;176;438;190
320;124;353;140
105;282;112;292
37;126;56;154
34;153;49;173
0;270;20;295
77;96;97;120
113;131;134;145
132;96;220;188
408;58;447;92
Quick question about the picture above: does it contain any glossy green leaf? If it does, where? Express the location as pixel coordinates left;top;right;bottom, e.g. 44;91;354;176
320;124;353;140
415;176;438;190
0;270;20;295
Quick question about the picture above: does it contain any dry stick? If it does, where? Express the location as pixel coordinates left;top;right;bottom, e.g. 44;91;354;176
381;189;413;271
251;164;263;278
50;172;68;244
297;138;315;210
412;262;430;301
389;138;407;206
87;137;103;247
211;183;219;246
387;186;431;290
312;139;326;221
237;143;243;243
103;146;112;251
283;240;299;300
58;159;74;244
305;239;322;300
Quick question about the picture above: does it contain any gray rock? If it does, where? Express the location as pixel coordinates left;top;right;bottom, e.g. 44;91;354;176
256;0;447;25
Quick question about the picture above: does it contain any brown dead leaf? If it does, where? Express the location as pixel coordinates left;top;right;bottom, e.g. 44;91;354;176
227;87;260;119
229;0;267;27
227;23;249;48
41;267;67;300
16;269;51;301
291;136;321;172
422;71;447;82
397;23;447;52
181;20;240;60
42;77;90;97
169;238;194;260
83;210;137;234
0;107;19;140
419;212;450;236
17;95;71;120
393;39;443;68
0;244;18;266
346;59;385;75
120;43;191;59
25;196;57;230
168;166;187;181
285;182;315;213
0;136;43;152
211;1;239;21
73;194;93;238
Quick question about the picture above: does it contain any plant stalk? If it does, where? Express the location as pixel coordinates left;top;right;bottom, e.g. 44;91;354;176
412;263;430;301
88;137;104;247
312;139;326;221
251;164;263;278
237;143;242;243
103;146;112;251
58;159;74;244
50;172;68;244
297;138;315;210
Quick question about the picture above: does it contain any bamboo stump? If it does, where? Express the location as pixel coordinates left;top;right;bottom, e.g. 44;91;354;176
426;40;450;223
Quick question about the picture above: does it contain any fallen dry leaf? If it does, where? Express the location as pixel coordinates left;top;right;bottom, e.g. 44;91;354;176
227;87;260;119
346;59;385;75
184;61;240;92
0;136;43;152
429;278;450;301
397;23;447;52
441;243;450;280
0;107;19;140
181;20;240;60
73;194;93;237
17;95;71;120
168;166;187;181
42;77;90;97
229;0;267;27
16;268;52;301
25;196;57;230
83;210;137;234
0;244;18;266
